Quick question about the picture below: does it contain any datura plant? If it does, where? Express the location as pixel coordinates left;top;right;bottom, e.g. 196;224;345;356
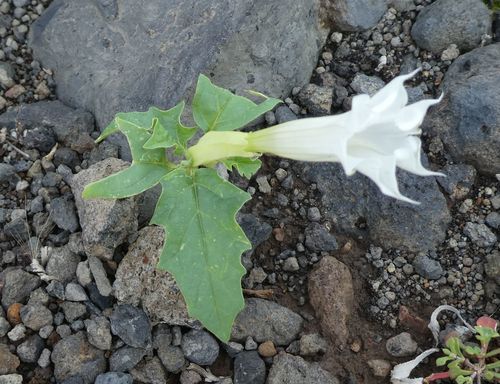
83;69;441;341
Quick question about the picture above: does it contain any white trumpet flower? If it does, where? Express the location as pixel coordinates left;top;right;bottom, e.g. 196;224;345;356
188;69;443;203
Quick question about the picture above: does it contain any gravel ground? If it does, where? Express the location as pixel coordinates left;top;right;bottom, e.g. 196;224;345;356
1;0;499;383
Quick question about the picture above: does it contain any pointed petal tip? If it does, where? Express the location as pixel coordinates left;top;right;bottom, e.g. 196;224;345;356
399;68;422;83
407;67;422;79
382;190;420;205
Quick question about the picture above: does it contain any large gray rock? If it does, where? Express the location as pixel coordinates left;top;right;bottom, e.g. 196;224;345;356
300;163;450;251
267;353;339;384
113;226;198;327
422;44;500;175
51;332;106;384
411;0;491;54
29;0;328;132
231;298;303;346
322;0;387;32
70;158;138;260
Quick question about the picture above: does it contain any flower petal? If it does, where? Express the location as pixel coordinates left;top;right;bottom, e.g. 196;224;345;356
391;348;439;383
370;68;420;114
395;137;445;177
355;156;419;204
394;95;443;132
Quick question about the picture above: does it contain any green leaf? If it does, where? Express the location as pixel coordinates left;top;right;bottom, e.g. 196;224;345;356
448;360;473;379
143;102;195;153
484;370;494;381
476;325;500;344
83;116;171;199
115;117;165;163
97;103;195;154
192;74;282;132
486;360;500;370
96;108;157;143
483;370;495;381
221;157;262;179
446;337;463;357
485;347;500;358
82;164;170;199
456;375;473;384
151;167;251;341
436;356;454;367
96;119;119;143
463;344;482;356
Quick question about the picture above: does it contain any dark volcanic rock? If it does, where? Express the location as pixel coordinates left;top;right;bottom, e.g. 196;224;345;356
181;329;219;366
0;100;94;149
50;196;79;232
411;0;491;54
233;351;266;384
110;305;152;349
322;0;387;32
301;163;450;251
422;44;500;175
29;0;328;138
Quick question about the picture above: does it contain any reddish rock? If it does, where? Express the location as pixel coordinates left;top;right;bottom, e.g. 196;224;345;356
7;303;23;325
308;256;354;346
258;340;277;357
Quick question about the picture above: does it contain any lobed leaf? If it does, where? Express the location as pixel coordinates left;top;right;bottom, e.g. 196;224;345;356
143;102;195;153
151;167;251;341
192;74;281;132
97;103;195;155
82;163;170;199
221;157;262;179
83;116;171;199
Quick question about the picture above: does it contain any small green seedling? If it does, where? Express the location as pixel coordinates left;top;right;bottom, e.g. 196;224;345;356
426;316;500;383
